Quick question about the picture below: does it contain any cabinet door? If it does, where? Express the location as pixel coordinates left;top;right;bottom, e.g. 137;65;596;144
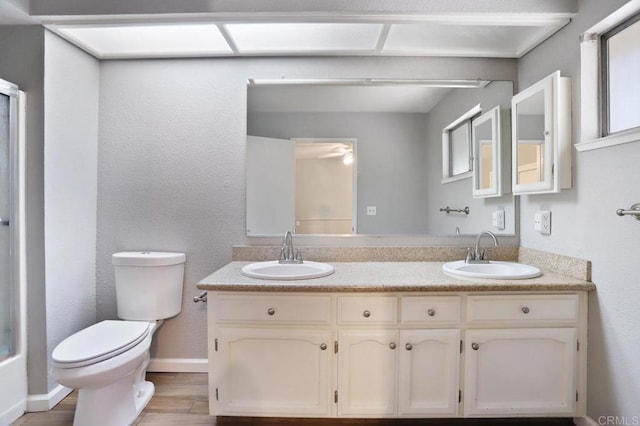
215;327;333;417
338;330;398;417
511;70;571;194
464;328;577;416
398;329;460;417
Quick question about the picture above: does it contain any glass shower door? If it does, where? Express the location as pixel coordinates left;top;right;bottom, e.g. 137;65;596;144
0;90;11;361
0;78;25;425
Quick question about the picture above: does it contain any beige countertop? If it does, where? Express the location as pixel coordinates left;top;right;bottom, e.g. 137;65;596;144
196;261;595;293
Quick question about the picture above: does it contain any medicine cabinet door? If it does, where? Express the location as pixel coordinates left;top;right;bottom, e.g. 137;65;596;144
511;71;571;195
472;106;510;198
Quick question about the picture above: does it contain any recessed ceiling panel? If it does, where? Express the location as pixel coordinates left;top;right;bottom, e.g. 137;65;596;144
226;23;383;52
384;23;560;57
54;23;233;58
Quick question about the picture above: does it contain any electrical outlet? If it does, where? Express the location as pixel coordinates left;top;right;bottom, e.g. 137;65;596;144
366;206;377;216
534;210;551;235
492;209;505;230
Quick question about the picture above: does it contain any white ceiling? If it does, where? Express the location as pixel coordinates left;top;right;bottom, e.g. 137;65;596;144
0;0;577;60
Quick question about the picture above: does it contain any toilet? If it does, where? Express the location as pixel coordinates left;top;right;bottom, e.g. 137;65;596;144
50;251;186;426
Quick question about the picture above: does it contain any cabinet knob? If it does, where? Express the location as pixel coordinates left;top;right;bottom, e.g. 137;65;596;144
405;343;413;351
267;308;275;316
471;343;479;351
389;342;396;350
320;343;327;351
427;308;436;317
363;310;371;318
543;130;550;136
522;306;530;314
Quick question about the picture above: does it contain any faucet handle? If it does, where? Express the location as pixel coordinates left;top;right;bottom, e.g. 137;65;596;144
279;247;286;261
295;248;303;263
465;247;473;263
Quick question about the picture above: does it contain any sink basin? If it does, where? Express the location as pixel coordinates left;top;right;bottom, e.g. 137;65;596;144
442;260;541;280
241;261;335;280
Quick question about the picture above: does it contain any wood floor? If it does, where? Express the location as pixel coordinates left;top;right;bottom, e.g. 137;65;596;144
11;372;576;426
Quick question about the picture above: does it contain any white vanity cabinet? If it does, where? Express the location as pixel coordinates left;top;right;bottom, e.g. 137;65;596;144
463;294;583;416
337;329;398;416
336;295;461;418
207;291;587;420
210;294;333;417
397;329;460;416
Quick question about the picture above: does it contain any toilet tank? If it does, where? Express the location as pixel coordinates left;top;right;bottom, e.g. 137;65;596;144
112;251;186;321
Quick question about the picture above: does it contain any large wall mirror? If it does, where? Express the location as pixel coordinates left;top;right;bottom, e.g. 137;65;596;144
247;79;515;237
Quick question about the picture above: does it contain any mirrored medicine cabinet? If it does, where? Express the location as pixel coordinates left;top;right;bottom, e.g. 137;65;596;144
511;70;572;195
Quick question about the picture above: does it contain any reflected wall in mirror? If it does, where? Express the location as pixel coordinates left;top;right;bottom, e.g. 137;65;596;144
247;79;515;236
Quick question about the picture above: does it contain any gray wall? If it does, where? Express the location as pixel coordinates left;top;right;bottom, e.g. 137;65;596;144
517;0;640;418
248;112;429;234
0;26;48;395
97;57;517;360
425;81;515;235
44;31;99;392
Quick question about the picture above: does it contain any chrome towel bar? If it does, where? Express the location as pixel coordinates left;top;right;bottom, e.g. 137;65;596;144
440;206;470;215
616;203;640;221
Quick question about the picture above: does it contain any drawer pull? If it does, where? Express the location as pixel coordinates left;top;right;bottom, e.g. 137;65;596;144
267;308;276;316
389;342;396;350
471;343;479;351
521;306;530;314
363;310;371;318
405;343;413;351
320;343;327;351
427;308;436;317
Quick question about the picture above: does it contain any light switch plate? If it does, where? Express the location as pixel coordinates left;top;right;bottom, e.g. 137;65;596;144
366;206;377;216
534;210;551;235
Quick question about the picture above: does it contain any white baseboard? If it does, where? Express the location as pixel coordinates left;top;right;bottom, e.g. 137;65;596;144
0;400;26;425
574;417;599;426
27;384;72;412
147;358;208;373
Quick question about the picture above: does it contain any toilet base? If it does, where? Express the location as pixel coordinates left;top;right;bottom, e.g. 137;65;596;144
72;372;154;426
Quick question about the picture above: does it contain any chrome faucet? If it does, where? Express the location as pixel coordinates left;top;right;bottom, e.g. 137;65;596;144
465;230;498;264
279;231;303;264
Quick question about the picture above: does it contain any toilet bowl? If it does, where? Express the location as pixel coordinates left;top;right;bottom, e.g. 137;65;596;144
50;251;186;426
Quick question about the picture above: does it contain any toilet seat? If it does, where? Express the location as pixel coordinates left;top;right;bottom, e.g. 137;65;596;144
52;320;150;369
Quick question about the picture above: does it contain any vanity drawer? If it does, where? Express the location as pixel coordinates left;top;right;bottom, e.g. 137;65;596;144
337;296;397;325
213;294;332;324
400;296;461;325
467;294;579;325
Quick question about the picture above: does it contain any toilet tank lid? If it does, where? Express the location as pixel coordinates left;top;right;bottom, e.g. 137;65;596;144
112;251;186;266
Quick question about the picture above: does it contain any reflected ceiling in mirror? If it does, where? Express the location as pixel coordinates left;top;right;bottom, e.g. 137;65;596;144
247;79;515;237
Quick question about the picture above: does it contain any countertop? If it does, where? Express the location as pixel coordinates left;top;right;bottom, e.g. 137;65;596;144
196;261;596;293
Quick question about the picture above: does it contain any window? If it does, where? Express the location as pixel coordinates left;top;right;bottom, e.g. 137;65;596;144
578;0;640;151
601;13;640;136
442;104;481;183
